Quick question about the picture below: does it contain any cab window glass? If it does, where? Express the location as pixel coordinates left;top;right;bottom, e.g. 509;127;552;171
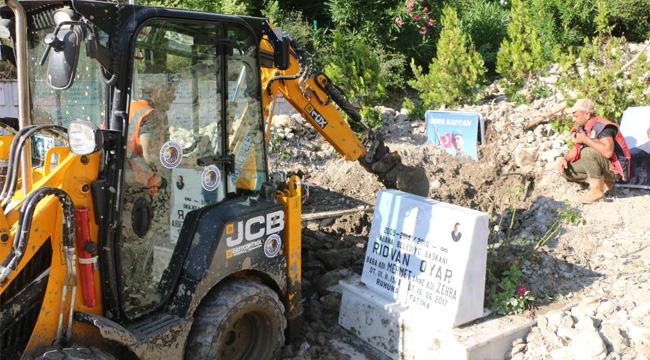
27;27;108;166
119;20;227;315
226;26;266;192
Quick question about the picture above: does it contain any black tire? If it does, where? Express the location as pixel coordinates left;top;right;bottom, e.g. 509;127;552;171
185;278;286;360
30;344;119;360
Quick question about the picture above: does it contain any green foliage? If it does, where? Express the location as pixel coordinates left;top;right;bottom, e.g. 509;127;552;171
520;0;650;57
535;204;584;250
402;97;426;121
608;0;650;41
505;80;553;106
408;6;486;109
391;0;441;70
504;85;529;106
488;265;535;315
458;0;509;74
274;0;331;27
269;136;291;160
530;82;553;100
526;0;597;57
262;0;327;67
496;0;546;86
557;0;650;122
550;115;573;135
323;0;441;71
359;106;383;129
141;0;249;14
261;0;283;24
323;29;387;106
327;0;391;35
371;47;408;93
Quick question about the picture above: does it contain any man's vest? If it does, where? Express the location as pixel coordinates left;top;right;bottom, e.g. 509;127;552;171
573;116;631;181
128;99;155;156
127;99;162;195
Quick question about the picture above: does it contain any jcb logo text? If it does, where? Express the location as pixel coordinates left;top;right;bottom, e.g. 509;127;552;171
226;210;285;247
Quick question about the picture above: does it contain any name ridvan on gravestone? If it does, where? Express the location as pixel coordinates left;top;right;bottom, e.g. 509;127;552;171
360;189;488;328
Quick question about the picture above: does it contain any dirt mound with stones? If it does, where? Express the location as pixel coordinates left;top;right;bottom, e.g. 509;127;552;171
273;42;650;360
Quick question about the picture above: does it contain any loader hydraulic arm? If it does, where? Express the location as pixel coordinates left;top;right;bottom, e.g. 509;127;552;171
259;36;428;196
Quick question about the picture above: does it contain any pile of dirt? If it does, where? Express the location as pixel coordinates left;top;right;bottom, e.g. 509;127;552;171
272;42;650;359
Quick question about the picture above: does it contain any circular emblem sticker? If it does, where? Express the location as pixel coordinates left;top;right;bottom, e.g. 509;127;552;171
264;234;282;258
159;141;183;169
201;165;222;192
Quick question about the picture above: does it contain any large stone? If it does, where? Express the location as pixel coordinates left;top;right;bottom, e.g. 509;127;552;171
273;114;292;127
513;144;539;169
316;248;354;270
571;327;607;360
540;148;563;163
600;322;629;353
315;268;353;296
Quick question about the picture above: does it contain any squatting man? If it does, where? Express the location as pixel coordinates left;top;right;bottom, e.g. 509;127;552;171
557;99;631;203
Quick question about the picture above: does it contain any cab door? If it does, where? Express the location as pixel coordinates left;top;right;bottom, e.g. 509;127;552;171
117;17;269;317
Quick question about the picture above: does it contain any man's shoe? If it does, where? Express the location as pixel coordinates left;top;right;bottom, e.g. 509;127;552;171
579;177;605;204
604;180;615;194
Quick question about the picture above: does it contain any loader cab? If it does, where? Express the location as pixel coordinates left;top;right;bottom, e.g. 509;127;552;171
117;18;269;317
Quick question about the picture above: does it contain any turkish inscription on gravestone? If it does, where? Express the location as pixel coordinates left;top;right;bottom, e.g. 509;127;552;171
361;190;488;326
364;227;456;309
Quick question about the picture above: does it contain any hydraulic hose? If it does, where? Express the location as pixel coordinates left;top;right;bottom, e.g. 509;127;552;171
0;187;75;285
0;125;67;207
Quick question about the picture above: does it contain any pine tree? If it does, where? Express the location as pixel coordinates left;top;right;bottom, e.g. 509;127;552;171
495;0;546;86
409;6;486;109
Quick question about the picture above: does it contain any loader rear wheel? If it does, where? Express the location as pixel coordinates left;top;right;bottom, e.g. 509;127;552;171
185;278;286;360
32;344;119;359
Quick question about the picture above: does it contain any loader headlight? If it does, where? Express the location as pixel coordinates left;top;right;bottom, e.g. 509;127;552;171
68;121;102;155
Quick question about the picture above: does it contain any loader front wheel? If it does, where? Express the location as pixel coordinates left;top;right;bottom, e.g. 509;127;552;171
185;278;286;360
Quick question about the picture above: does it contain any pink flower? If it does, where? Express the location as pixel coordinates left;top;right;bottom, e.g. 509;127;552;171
406;1;415;12
413;14;421;21
427;18;435;27
516;285;528;297
395;17;404;26
423;7;429;13
419;26;427;35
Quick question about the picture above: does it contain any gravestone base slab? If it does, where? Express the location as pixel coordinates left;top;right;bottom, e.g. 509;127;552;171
339;278;533;360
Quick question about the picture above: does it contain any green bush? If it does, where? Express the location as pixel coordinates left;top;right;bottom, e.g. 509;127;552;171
374;47;407;95
271;0;330;27
390;0;442;70
557;0;650;122
323;29;387;106
360;106;383;129
402;97;427;122
145;0;249;14
608;0;650;41
409;6;486;109
262;0;327;63
458;0;509;75
526;0;597;56
487;265;535;315
496;0;547;87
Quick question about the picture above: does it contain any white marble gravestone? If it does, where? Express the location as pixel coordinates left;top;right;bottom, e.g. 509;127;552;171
339;189;491;359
